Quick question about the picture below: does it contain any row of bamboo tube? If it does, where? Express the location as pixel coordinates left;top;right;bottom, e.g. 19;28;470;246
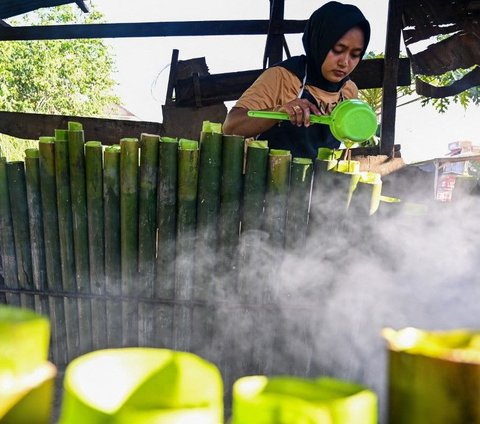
0;121;380;368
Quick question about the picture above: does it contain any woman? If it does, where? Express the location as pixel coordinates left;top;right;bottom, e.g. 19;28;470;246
222;1;371;159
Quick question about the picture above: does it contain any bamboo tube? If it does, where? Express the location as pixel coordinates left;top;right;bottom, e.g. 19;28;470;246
138;133;159;347
285;157;313;250
237;138;267;297
6;161;34;310
308;157;347;237
120;137;139;347
67;122;92;355
54;130;80;360
264;149;291;250
218;134;244;285
25;148;49;316
0;157;20;306
195;123;222;300
384;327;480;424
261;149;292;375
175;138;199;352
155;136;178;349
39;137;68;366
85;141;107;350
103;145;122;347
192;123;222;362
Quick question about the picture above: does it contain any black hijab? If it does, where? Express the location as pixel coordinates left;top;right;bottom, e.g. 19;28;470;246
281;1;370;92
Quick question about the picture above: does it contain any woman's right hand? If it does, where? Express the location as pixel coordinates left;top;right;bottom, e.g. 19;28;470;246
277;99;322;127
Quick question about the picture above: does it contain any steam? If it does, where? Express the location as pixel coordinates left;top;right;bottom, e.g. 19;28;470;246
198;186;480;422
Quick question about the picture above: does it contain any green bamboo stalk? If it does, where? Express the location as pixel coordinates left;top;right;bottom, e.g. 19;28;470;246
25;148;49;316
155;136;178;349
195;123;222;301
196;123;223;234
39;136;68;366
218;134;244;285
242;140;269;233
0;157;20;306
175;138;199;352
264;149;291;249
104;145;122;347
85;141;107;350
285;157;313;250
6;161;34;310
138;133;159;295
120;137;139;346
54;130;80;359
138;134;159;347
235;143;270;378
68;121;92;355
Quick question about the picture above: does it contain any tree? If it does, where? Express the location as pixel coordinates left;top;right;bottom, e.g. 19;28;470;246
0;5;120;117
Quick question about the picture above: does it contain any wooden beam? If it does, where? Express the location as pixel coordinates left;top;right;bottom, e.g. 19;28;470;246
0;111;164;146
380;0;404;157
0;20;306;41
174;58;411;106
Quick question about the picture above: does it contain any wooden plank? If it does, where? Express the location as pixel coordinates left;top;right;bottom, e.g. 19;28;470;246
174;58;411;106
380;0;404;157
0;20;306;41
0;111;164;145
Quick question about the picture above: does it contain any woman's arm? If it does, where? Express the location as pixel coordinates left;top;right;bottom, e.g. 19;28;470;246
223;107;278;137
223;99;322;137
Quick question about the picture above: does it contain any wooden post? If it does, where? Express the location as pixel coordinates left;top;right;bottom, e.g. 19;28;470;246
380;0;404;156
263;0;285;68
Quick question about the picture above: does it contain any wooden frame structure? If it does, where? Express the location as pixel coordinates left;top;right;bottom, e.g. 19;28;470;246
0;0;409;155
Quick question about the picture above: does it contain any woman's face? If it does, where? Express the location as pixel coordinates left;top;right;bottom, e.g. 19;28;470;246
321;26;365;83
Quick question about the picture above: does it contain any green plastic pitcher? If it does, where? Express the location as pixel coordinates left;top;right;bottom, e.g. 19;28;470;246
247;99;377;145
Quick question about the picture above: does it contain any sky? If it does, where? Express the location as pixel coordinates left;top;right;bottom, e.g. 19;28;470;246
88;0;479;163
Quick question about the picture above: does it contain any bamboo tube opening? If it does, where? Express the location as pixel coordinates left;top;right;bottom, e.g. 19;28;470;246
25;148;40;159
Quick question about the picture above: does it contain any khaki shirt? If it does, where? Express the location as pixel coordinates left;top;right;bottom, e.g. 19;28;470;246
235;66;358;115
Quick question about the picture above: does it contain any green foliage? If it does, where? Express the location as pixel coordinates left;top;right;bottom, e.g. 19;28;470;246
358;51;479;115
0;5;121;161
0;135;37;161
417;67;480;113
0;5;120;116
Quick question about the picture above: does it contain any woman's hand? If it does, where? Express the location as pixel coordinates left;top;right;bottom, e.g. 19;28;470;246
278;99;322;127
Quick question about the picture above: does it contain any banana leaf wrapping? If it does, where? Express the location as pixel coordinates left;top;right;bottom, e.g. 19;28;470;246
59;348;223;424
0;305;56;424
232;375;377;424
